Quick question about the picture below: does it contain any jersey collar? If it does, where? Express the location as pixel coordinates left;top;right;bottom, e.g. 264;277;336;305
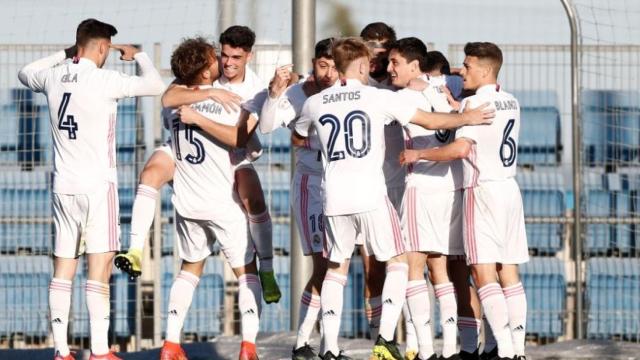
476;83;500;95
77;57;98;68
336;78;364;87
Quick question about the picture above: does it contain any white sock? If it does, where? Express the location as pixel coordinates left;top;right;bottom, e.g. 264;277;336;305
406;279;434;359
129;184;158;251
403;302;418;352
49;278;72;356
435;282;458;357
503;282;527;356
248;210;274;272
379;262;408;341
166;270;199;343
321;271;347;355
458;317;481;353
238;274;262;343
478;283;514;358
85;280;110;356
483;316;497;353
365;296;382;340
296;291;321;348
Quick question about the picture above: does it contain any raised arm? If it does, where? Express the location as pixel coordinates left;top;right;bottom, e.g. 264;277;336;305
399;138;473;164
177;106;258;148
409;101;494;130
18;50;68;92
105;45;165;98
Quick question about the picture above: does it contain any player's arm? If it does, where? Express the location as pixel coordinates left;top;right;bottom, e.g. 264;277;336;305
17;47;73;92
161;83;242;113
399;138;473;164
409;101;493;130
259;65;298;134
177;105;257;148
105;45;165;98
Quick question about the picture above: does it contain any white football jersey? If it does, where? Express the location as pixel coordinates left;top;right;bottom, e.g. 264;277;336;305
17;51;164;194
295;79;417;216
258;82;322;175
166;85;245;220
455;84;520;188
401;86;463;192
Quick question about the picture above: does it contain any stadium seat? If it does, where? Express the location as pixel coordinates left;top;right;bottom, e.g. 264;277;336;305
512;90;561;166
0;255;50;337
587;257;640;339
519;257;566;338
259;255;290;332
272;221;291;254
116;103;138;147
582;90;640;165
161;255;225;338
341;255;368;338
517;171;566;254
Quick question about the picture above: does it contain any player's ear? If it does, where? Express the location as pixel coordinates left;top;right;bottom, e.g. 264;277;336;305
246;50;253;63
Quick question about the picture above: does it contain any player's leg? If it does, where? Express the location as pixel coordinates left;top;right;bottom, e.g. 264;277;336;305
50;193;81;359
85;252;117;358
234;166;281;303
497;264;526;358
427;254;458;359
115;146;175;278
291;172;326;358
464;186;515;360
320;215;356;359
405;251;434;360
449;257;483;359
362;252;385;340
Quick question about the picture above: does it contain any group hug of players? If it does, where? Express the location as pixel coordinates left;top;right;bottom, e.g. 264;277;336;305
18;17;529;360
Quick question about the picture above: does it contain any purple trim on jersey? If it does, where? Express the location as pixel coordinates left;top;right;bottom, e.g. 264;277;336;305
300;174;313;253
385;196;405;255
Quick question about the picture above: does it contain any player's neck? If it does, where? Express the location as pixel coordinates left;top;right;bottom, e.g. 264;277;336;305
76;48;100;67
225;71;246;84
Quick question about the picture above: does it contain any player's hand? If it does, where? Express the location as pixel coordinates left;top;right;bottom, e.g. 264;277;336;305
407;77;428;91
440;85;461;111
207;88;242;113
110;44;140;61
463;101;495;125
399;149;421;165
64;45;78;59
177;105;201;126
269;64;293;98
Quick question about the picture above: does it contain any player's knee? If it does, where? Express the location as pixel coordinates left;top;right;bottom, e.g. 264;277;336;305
139;165;170;189
243;195;267;214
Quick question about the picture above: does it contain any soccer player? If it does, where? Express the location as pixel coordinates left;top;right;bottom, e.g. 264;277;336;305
294;37;494;360
17;19;164;360
158;37;263;360
360;21;400;343
258;38;339;359
400;42;529;360
115;26;282;304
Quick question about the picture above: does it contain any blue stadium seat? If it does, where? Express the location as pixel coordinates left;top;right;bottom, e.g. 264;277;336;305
0;223;51;254
260;255;290;332
341;256;368;338
258;127;291;150
272;221;291;253
0;170;51;218
269;188;290;217
116;103;138;147
587;258;640;339
161;255;225;337
519;257;565;338
582;90;640;165
512;90;561;166
0;255;50;337
585;189;612;254
71;260;135;338
517;172;566;254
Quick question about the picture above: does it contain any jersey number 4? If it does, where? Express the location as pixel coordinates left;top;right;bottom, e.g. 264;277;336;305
172;121;205;164
319;110;371;162
500;118;516;167
58;92;78;139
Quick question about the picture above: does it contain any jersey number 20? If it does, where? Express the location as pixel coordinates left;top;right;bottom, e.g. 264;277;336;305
58;92;78;139
319;110;371;162
500;118;516;167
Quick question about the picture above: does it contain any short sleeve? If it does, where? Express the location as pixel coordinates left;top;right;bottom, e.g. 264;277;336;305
293;98;314;137
454;98;478;142
379;90;418;126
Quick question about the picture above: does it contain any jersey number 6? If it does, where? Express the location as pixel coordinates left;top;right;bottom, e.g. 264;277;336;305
319;110;371;162
500;118;516;167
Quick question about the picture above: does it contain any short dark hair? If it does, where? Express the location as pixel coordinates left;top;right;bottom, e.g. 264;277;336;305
360;22;396;43
315;38;335;59
219;25;255;52
425;51;451;75
464;42;503;76
171;37;216;86
387;37;428;72
75;18;117;47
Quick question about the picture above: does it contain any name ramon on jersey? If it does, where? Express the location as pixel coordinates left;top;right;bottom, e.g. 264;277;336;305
322;90;361;104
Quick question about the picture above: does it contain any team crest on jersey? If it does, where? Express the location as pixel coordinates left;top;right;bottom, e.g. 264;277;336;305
278;98;291;110
313;234;321;245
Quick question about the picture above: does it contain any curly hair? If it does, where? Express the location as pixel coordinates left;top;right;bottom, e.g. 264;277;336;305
170;37;216;85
